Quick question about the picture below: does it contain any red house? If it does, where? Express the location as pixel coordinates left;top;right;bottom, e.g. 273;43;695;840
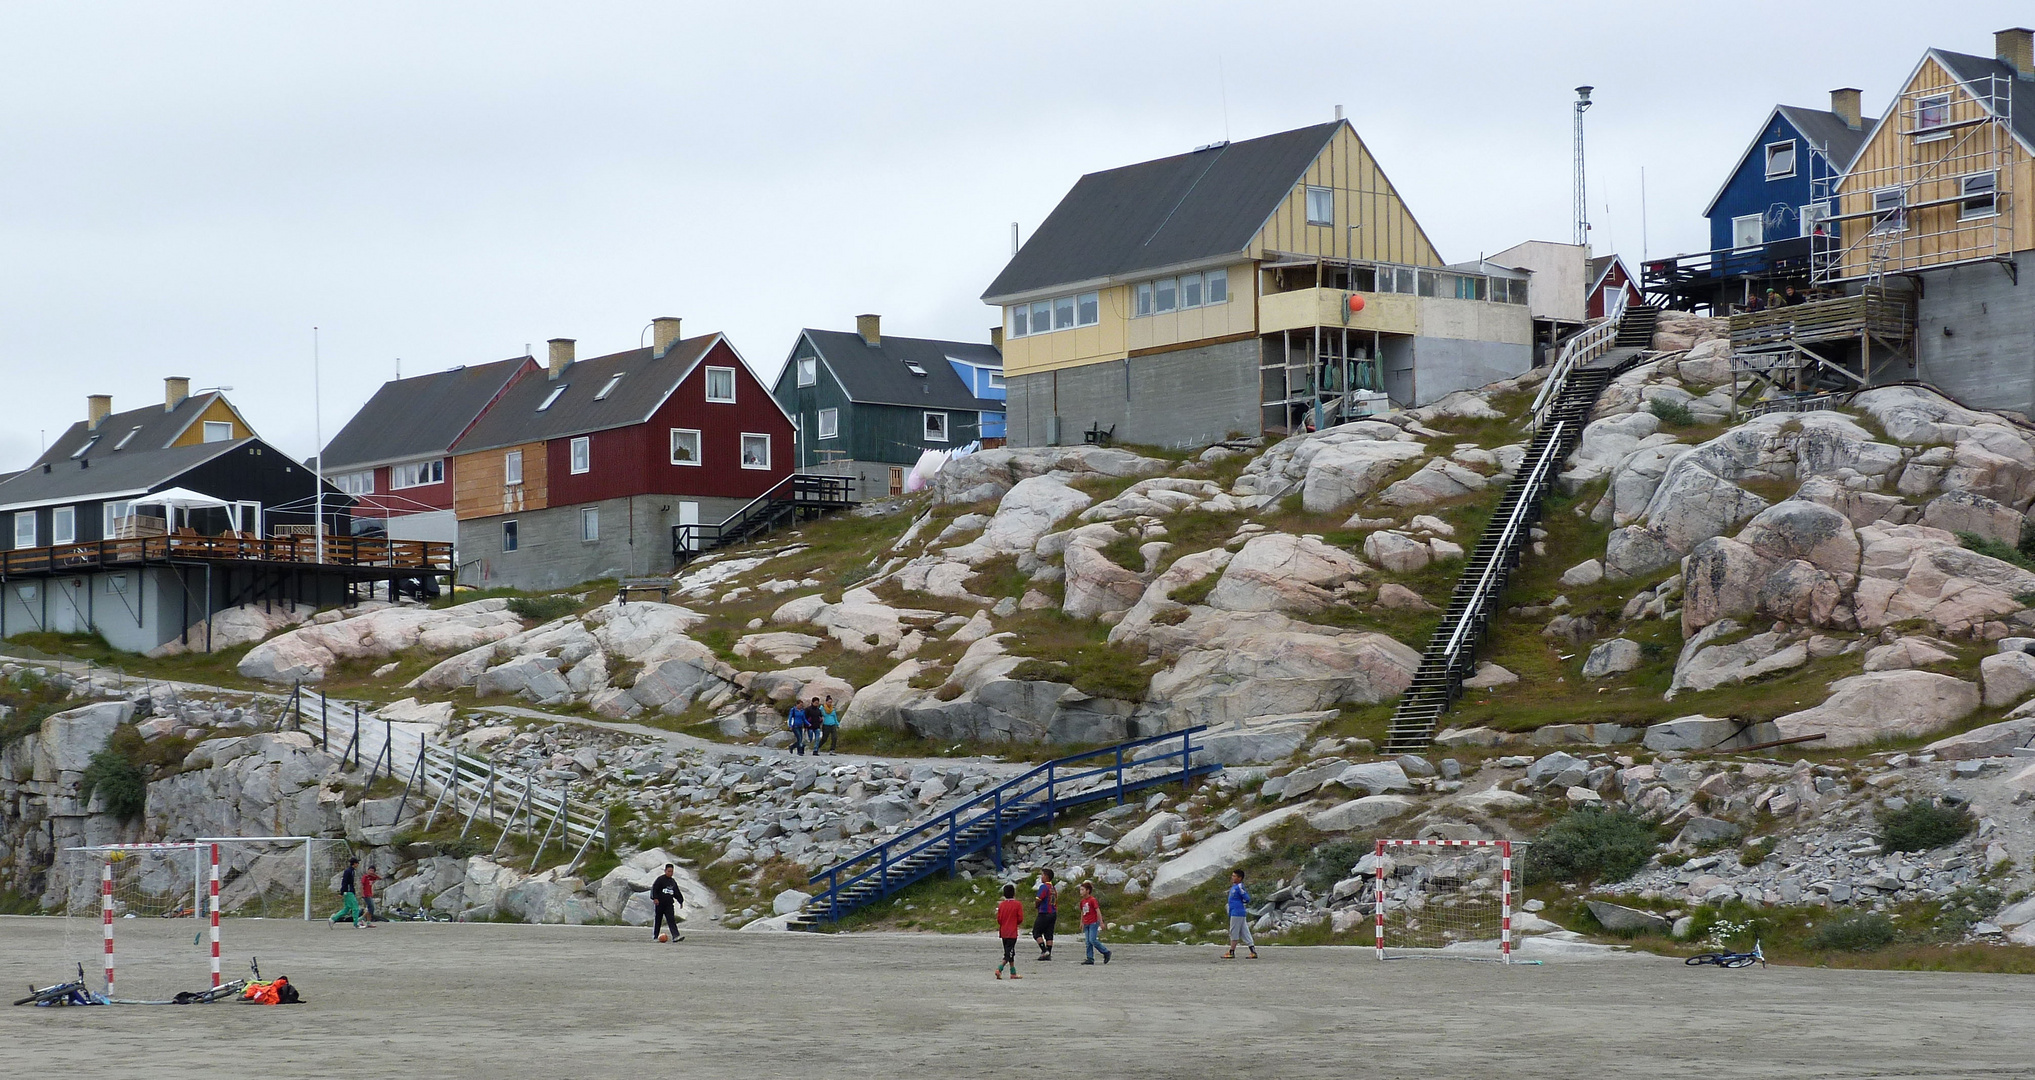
1587;254;1643;320
448;318;797;589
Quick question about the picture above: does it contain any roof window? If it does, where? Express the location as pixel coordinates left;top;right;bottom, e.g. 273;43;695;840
595;373;624;401
537;385;568;411
114;426;142;450
903;362;928;377
70;435;99;459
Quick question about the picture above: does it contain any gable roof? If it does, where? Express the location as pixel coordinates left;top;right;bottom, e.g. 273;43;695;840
322;356;535;472
29;391;247;473
0;437;254;513
1701;105;1880;218
1588;254;1637;294
982;122;1343;302
1932;49;2035;151
799;330;1001;412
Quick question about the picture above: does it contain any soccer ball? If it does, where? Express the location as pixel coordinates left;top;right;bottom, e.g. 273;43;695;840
106;851;126;864
658;933;670;943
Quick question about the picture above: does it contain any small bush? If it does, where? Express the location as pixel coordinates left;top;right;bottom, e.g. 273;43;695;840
1300;839;1375;893
507;595;580;623
1809;912;1898;952
1876;799;1976;853
1523;808;1659;885
1739;837;1777;867
1647;398;1696;426
80;749;148;819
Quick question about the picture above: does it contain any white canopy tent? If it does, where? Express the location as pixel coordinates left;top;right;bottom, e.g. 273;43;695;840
134;487;244;534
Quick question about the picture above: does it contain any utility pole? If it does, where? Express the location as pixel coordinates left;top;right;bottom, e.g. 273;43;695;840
313;327;324;565
1573;86;1594;248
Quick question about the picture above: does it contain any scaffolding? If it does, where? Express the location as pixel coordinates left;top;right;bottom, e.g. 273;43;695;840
1817;70;2016;284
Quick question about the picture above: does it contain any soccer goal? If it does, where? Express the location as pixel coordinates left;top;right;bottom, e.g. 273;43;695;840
1372;839;1524;963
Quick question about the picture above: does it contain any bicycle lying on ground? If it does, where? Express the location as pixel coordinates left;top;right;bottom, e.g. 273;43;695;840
172;957;263;1004
14;964;99;1006
1686;941;1766;968
382;904;454;922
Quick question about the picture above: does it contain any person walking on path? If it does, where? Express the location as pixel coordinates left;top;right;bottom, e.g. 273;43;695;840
360;863;381;928
1078;882;1112;965
1223;869;1258;959
787;701;809;755
651;863;685;943
803;698;825;753
330;857;362;927
816;696;841;754
1032;868;1058;962
995;883;1024;980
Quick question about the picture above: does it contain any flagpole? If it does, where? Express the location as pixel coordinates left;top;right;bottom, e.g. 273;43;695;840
313;327;324;565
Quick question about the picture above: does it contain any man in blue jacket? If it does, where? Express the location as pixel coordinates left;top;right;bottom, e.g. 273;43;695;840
1223;869;1258;959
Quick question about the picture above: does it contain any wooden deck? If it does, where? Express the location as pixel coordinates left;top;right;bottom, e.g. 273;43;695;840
0;533;454;578
1729;289;1915;352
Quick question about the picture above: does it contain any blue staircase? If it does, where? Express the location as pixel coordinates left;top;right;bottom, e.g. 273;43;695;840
790;727;1217;928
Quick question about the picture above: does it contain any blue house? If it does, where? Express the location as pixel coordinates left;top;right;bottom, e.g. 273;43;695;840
946;354;1006;440
1650;90;1877;311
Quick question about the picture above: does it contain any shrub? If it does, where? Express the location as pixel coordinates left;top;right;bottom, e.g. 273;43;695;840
1301;839;1376;893
80;749;148;819
507;595;580;623
1523;808;1659;885
1809;912;1898;952
1876;798;1976;853
1647;398;1696;426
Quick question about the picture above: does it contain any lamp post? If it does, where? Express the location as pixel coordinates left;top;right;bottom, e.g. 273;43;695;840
1573;86;1595;248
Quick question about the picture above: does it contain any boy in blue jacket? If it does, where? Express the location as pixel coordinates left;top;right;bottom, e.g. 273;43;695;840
1223;869;1258;959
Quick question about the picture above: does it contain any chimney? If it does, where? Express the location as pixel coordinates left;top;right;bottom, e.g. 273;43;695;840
87;394;113;430
164;376;190;412
651;317;683;356
856;313;881;346
989;326;1004;351
1999;27;2035;80
1830;87;1863;130
547;338;575;379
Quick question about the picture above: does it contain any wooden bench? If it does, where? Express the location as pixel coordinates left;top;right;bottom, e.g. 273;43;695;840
615;578;672;605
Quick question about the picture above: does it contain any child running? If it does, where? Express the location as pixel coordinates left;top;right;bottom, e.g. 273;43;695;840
1223;869;1258;960
995;882;1024;980
1078;882;1111;965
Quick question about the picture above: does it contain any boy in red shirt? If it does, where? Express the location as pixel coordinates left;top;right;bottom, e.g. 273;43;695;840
360;863;380;928
995;883;1024;980
1078;881;1112;965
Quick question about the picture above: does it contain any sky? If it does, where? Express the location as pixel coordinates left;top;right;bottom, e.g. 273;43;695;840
2;1;2027;466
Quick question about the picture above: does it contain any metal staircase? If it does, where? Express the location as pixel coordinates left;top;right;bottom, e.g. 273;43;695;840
789;727;1216;929
672;473;856;568
1382;306;1657;753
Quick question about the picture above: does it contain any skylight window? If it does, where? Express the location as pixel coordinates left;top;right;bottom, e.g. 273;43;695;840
114;426;142;450
595;373;624;401
903;362;928;377
537;385;568;411
70;435;99;459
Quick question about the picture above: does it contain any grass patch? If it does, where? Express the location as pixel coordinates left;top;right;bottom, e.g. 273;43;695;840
1875;799;1976;853
1523;808;1659;885
1956;531;2035;572
507;595;581;623
999;610;1156;700
1100;532;1147;573
1647;398;1697;427
1808;912;1899;951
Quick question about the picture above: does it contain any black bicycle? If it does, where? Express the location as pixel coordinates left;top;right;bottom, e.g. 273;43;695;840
1686;941;1765;968
14;964;98;1007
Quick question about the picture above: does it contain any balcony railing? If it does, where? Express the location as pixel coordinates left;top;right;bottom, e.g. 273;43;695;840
0;533;455;577
1727;288;1915;352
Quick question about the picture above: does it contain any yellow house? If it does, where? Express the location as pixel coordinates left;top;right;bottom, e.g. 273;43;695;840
1821;28;2035;413
981;120;1534;448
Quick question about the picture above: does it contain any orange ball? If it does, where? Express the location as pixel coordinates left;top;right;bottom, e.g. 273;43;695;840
1347;294;1366;313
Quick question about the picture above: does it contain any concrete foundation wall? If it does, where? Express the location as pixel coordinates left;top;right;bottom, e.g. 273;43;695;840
1406;336;1534;403
384;509;458;545
1914;252;2035;417
464;495;751;591
1006;339;1259;450
2;566;357;654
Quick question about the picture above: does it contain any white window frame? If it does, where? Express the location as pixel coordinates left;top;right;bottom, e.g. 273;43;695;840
987;371;1005;390
333;470;374;496
502;519;519;552
1731;213;1764;251
740;433;772;470
103;500;134;537
1134;282;1154;317
1799;202;1832;237
1205;268;1229;304
1029;301;1051;335
537;385;567;411
569;436;590;474
705;366;737;403
796;356;817;387
390;459;444;489
1009;305;1029;337
817;408;839;440
1960;172;1998;220
669;428;701;466
1764;139;1797;179
923;411;949;443
1914;93;1952;138
1075;291;1098;326
579;506;599;542
504;449;524;486
113;426;142;451
594;373;624;401
1305;185;1334;226
202;421;233;443
70;436;99;460
13;511;35;548
1154;276;1177;313
1871;188;1906;234
51;506;75;546
1053;295;1075;331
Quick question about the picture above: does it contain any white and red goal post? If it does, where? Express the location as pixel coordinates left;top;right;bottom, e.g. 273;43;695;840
1372;838;1517;964
64;842;220;1002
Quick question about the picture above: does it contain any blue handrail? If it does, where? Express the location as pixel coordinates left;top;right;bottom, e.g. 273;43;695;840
807;726;1214;923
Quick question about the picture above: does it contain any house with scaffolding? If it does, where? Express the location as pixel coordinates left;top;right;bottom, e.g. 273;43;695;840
981;120;1534;448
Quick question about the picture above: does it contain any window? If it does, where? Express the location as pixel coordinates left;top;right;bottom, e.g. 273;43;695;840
1053;295;1075;330
504;449;524;486
391;459;444;488
1010;305;1029;336
537;385;567;411
1764;140;1797;179
740;433;771;469
669;428;701;465
594;373;624;401
1915;93;1951;136
1871;188;1905;234
796;357;816;387
103;500;133;536
1029;300;1051;334
987;371;1005;390
1306;185;1334;226
1181;273;1203;308
1009;291;1101;337
113;426;141;451
569;436;590;474
1154;277;1177;312
1134;282;1154;317
580;507;599;542
903;361;928;377
1732;213;1764;250
70;436;99;459
1206;268;1228;304
1133;271;1230;317
817;408;839;439
705;367;736;402
332;470;374;495
51;506;75;545
1961;172;1998;220
13;512;34;548
1800;202;1832;237
502;519;519;552
923;411;949;442
202;421;233;443
1076;292;1098;324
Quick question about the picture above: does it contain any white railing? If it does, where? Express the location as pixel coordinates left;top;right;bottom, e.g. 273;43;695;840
1440;419;1571;669
1528;318;1618;431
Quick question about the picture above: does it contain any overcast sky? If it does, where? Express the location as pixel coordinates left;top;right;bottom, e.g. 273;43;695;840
2;1;2026;466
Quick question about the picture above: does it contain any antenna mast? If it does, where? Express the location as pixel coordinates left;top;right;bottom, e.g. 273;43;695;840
1573;86;1594;248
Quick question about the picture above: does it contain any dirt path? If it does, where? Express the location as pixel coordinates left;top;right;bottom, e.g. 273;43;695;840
6;916;2031;1080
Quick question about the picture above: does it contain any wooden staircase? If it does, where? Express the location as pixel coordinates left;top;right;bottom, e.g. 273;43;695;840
672;474;856;568
1382;306;1657;753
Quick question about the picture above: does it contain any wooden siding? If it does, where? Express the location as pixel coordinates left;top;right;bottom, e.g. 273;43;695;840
452;441;547;520
1250;125;1444;267
1835;55;2030;279
774;337;860;470
167;397;253;447
352;461;455;518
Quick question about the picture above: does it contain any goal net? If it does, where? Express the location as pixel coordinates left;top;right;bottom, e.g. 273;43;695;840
1373;839;1523;963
